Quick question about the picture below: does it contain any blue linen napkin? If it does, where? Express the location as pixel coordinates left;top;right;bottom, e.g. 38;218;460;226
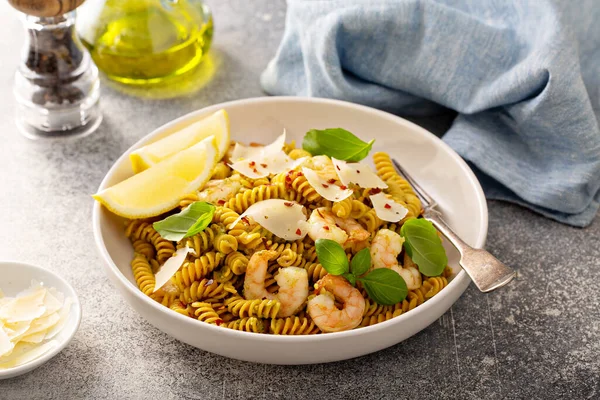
261;0;600;227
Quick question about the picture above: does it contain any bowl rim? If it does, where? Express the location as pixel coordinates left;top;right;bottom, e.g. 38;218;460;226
92;96;487;342
0;260;82;378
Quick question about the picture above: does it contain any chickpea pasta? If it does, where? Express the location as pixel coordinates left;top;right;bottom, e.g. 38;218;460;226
124;139;452;335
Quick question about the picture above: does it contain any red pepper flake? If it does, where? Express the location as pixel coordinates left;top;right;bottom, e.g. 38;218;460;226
384;203;392;209
297;171;304;176
340;185;348;190
215;319;224;326
284;202;293;207
295;228;302;235
327;179;336;184
260;163;268;168
322;184;329;188
356;170;361;174
336;165;341;171
371;188;382;194
204;279;214;286
217;199;226;205
241;216;250;224
253;168;259;174
249;161;256;167
324;226;330;231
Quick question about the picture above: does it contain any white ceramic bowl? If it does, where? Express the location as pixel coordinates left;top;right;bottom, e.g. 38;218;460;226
0;261;82;379
93;97;487;364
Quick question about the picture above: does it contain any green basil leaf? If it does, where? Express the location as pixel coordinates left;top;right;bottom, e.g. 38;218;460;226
350;247;371;277
400;218;448;277
302;128;375;162
153;202;216;241
342;273;356;287
315;239;349;275
358;269;407;305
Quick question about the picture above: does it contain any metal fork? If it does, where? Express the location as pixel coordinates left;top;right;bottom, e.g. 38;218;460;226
392;159;516;293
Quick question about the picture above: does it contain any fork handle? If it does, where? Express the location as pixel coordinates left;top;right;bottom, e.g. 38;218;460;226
424;212;516;293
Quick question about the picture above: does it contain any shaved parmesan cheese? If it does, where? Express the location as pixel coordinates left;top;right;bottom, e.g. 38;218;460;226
301;168;353;202
231;131;287;162
0;328;14;358
331;158;388;189
4;321;31;341
41;290;63;317
0;289;46;323
23;313;60;338
0;281;72;369
0;340;57;370
370;193;409;222
44;298;73;340
228;199;309;241
153;247;193;293
229;131;308;179
20;330;47;344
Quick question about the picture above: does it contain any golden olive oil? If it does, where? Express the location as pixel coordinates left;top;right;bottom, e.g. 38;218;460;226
80;1;213;85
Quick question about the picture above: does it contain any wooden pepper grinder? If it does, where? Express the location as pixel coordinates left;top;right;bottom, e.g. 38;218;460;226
9;0;102;138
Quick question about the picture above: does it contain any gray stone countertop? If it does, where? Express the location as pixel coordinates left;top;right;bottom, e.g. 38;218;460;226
1;1;598;399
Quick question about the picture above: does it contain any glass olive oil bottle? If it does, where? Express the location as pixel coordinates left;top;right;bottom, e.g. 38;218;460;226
77;0;213;85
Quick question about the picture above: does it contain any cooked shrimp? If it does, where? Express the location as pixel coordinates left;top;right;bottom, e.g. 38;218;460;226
370;229;421;290
275;267;309;317
196;175;242;204
307;208;370;247
243;250;309;317
307;275;365;332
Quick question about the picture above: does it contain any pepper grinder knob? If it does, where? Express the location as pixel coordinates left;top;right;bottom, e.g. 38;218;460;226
8;0;85;17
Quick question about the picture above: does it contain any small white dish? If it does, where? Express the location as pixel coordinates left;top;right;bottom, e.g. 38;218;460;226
0;261;82;379
93;96;487;364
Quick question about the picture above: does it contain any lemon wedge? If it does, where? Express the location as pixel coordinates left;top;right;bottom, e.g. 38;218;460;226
130;109;230;173
94;137;217;219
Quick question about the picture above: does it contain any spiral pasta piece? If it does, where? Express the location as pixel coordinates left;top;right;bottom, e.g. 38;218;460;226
269;317;320;335
125;220;175;264
224;317;266;333
225;251;249;275
225;296;281;319
225;184;282;214
172;252;224;291
169;299;191;317
131;253;155;296
132;239;155;260
304;262;328;284
179;225;222;255
214;232;238;254
240;176;271;189
192;302;223;324
277;248;306;268
360;309;403;327
284;170;321;203
358;208;384;235
180;278;235;304
332;197;353;218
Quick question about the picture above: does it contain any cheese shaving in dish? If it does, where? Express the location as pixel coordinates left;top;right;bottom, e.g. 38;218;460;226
0;340;58;370
331;158;388;189
229;131;308;179
0;280;72;368
228;199;309;241
153;246;194;293
301;167;354;202
370;193;409;222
